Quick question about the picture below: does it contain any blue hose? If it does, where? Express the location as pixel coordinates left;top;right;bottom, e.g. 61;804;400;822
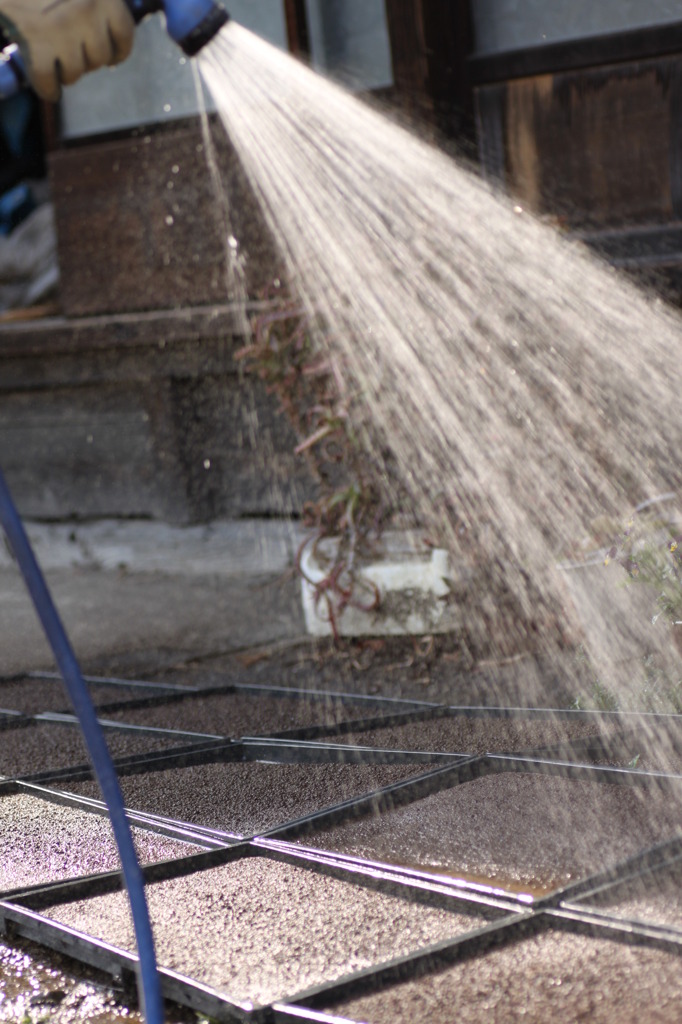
0;466;164;1024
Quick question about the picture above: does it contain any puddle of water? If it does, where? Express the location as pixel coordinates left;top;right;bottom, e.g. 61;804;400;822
390;863;549;902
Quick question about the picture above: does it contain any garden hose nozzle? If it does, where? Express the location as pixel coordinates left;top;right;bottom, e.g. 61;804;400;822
126;0;229;57
0;1;228;101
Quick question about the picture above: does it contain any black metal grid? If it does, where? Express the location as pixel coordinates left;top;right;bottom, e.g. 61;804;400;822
0;673;681;1022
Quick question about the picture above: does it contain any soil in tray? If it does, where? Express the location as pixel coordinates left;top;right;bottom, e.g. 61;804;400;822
299;772;682;896
321;714;617;757
45;857;487;1007
102;690;389;739
324;928;682;1024
577;860;682;932
61;762;424;836
0;792;202;893
0;677;163;716
0;721;191;779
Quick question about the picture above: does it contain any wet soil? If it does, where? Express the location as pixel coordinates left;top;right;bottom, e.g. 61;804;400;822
577;860;682;932
45;857;486;1007
325;928;682;1024
301;772;682;895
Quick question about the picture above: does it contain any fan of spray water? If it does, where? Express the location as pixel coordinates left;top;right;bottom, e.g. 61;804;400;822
199;23;682;716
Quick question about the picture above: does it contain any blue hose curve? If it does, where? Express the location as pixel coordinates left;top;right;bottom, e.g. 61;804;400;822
0;466;164;1024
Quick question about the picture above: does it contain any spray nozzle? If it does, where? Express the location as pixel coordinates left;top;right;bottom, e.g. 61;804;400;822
126;0;229;56
0;0;228;101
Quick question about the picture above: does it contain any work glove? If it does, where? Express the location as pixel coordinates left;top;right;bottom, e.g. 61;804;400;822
0;0;135;102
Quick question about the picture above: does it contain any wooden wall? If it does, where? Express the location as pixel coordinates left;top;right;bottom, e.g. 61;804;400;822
383;0;474;138
476;57;682;230
472;23;682;284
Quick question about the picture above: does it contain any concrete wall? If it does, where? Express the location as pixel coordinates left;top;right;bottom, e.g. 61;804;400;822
305;0;393;90
473;0;682;55
60;1;287;140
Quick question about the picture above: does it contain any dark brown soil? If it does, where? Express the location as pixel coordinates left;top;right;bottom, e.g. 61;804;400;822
324;714;612;756
132;638;579;708
0;676;168;715
103;690;384;738
0;720;189;779
61;761;424;836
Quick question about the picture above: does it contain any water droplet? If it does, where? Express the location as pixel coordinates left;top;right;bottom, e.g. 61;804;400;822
165;215;174;226
228;235;239;250
203;459;212;470
163;104;172;113
172;165;180;174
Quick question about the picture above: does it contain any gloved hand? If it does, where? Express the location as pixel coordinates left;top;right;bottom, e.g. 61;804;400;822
0;0;135;102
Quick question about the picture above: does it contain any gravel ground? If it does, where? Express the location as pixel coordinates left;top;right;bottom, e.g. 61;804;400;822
4;645;682;1021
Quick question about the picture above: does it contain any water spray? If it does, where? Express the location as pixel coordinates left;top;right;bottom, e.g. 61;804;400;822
0;0;229;99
